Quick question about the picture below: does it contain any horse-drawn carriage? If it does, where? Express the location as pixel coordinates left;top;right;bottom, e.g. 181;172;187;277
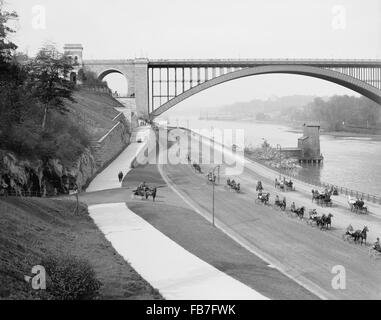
226;178;241;193
255;192;270;205
368;243;381;260
347;196;368;214
312;190;333;207
275;178;295;192
274;196;286;211
306;209;333;230
207;172;217;184
291;206;305;219
132;184;157;201
342;225;369;245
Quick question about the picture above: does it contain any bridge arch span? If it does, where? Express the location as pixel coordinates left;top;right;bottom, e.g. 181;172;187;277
98;68;125;81
150;65;381;119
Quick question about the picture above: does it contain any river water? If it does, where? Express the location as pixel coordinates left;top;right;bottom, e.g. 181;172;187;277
164;116;381;196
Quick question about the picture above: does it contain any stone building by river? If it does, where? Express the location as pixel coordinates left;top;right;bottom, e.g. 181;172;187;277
282;124;324;164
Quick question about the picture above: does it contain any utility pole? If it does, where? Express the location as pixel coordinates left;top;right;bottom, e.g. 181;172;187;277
277;144;282;180
211;165;220;227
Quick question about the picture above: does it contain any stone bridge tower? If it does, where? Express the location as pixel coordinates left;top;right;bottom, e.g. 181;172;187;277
63;44;84;83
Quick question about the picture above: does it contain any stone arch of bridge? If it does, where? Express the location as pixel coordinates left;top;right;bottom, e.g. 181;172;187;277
150;65;381;119
97;68;130;96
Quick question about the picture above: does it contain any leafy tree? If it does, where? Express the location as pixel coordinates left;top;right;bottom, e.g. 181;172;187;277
0;1;17;62
27;44;75;129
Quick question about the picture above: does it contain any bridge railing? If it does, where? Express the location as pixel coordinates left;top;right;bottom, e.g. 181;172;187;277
249;157;381;205
282;166;381;205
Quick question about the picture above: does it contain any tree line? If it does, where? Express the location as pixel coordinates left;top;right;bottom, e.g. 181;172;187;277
280;95;381;131
0;4;106;165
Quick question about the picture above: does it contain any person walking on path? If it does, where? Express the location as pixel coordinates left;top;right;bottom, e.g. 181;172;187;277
152;187;157;202
118;171;124;183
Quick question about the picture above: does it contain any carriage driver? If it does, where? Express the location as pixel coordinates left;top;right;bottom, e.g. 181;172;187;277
290;202;296;212
139;181;147;190
275;195;280;203
373;238;381;252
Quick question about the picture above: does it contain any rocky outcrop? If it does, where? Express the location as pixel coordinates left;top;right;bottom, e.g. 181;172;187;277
244;146;300;171
0;148;97;197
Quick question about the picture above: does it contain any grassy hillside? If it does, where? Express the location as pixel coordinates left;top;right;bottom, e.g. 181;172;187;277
0;198;162;300
67;90;125;141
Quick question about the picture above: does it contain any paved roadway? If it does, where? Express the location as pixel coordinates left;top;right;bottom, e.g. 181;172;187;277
159;130;381;300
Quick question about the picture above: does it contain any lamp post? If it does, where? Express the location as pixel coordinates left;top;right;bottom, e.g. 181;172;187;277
276;144;282;180
211;165;220;227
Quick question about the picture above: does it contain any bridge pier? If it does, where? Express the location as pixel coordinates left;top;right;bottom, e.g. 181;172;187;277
134;59;149;120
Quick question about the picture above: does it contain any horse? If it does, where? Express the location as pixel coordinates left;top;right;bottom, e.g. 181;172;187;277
294;206;305;219
352;226;369;245
145;187;157;202
284;180;294;191
322;194;333;207
227;179;240;192
274;197;286;211
256;192;270;205
319;213;334;230
193;163;202;173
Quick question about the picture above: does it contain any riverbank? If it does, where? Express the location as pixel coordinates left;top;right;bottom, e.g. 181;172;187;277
198;117;381;140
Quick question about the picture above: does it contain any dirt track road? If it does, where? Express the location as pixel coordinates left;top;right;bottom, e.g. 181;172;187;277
159;130;381;299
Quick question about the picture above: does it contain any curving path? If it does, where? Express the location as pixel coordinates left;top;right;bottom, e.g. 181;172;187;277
85;126;268;300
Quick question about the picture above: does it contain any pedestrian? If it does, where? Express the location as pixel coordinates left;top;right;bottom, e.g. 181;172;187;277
118;171;123;183
152;187;157;202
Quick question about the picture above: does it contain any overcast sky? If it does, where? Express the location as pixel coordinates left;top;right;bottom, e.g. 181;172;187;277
6;0;381;112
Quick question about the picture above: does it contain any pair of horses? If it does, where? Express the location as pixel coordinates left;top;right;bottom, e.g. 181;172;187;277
275;178;294;192
307;211;334;230
343;225;369;245
227;178;241;192
291;206;305;219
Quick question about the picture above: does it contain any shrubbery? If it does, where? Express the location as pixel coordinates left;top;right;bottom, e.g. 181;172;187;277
78;69;108;88
42;255;102;300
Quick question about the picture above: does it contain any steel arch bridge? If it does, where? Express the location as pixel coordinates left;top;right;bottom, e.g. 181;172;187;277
80;54;381;119
148;59;381;119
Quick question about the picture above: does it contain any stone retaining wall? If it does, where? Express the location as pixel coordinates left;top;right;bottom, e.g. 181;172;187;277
91;121;130;169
